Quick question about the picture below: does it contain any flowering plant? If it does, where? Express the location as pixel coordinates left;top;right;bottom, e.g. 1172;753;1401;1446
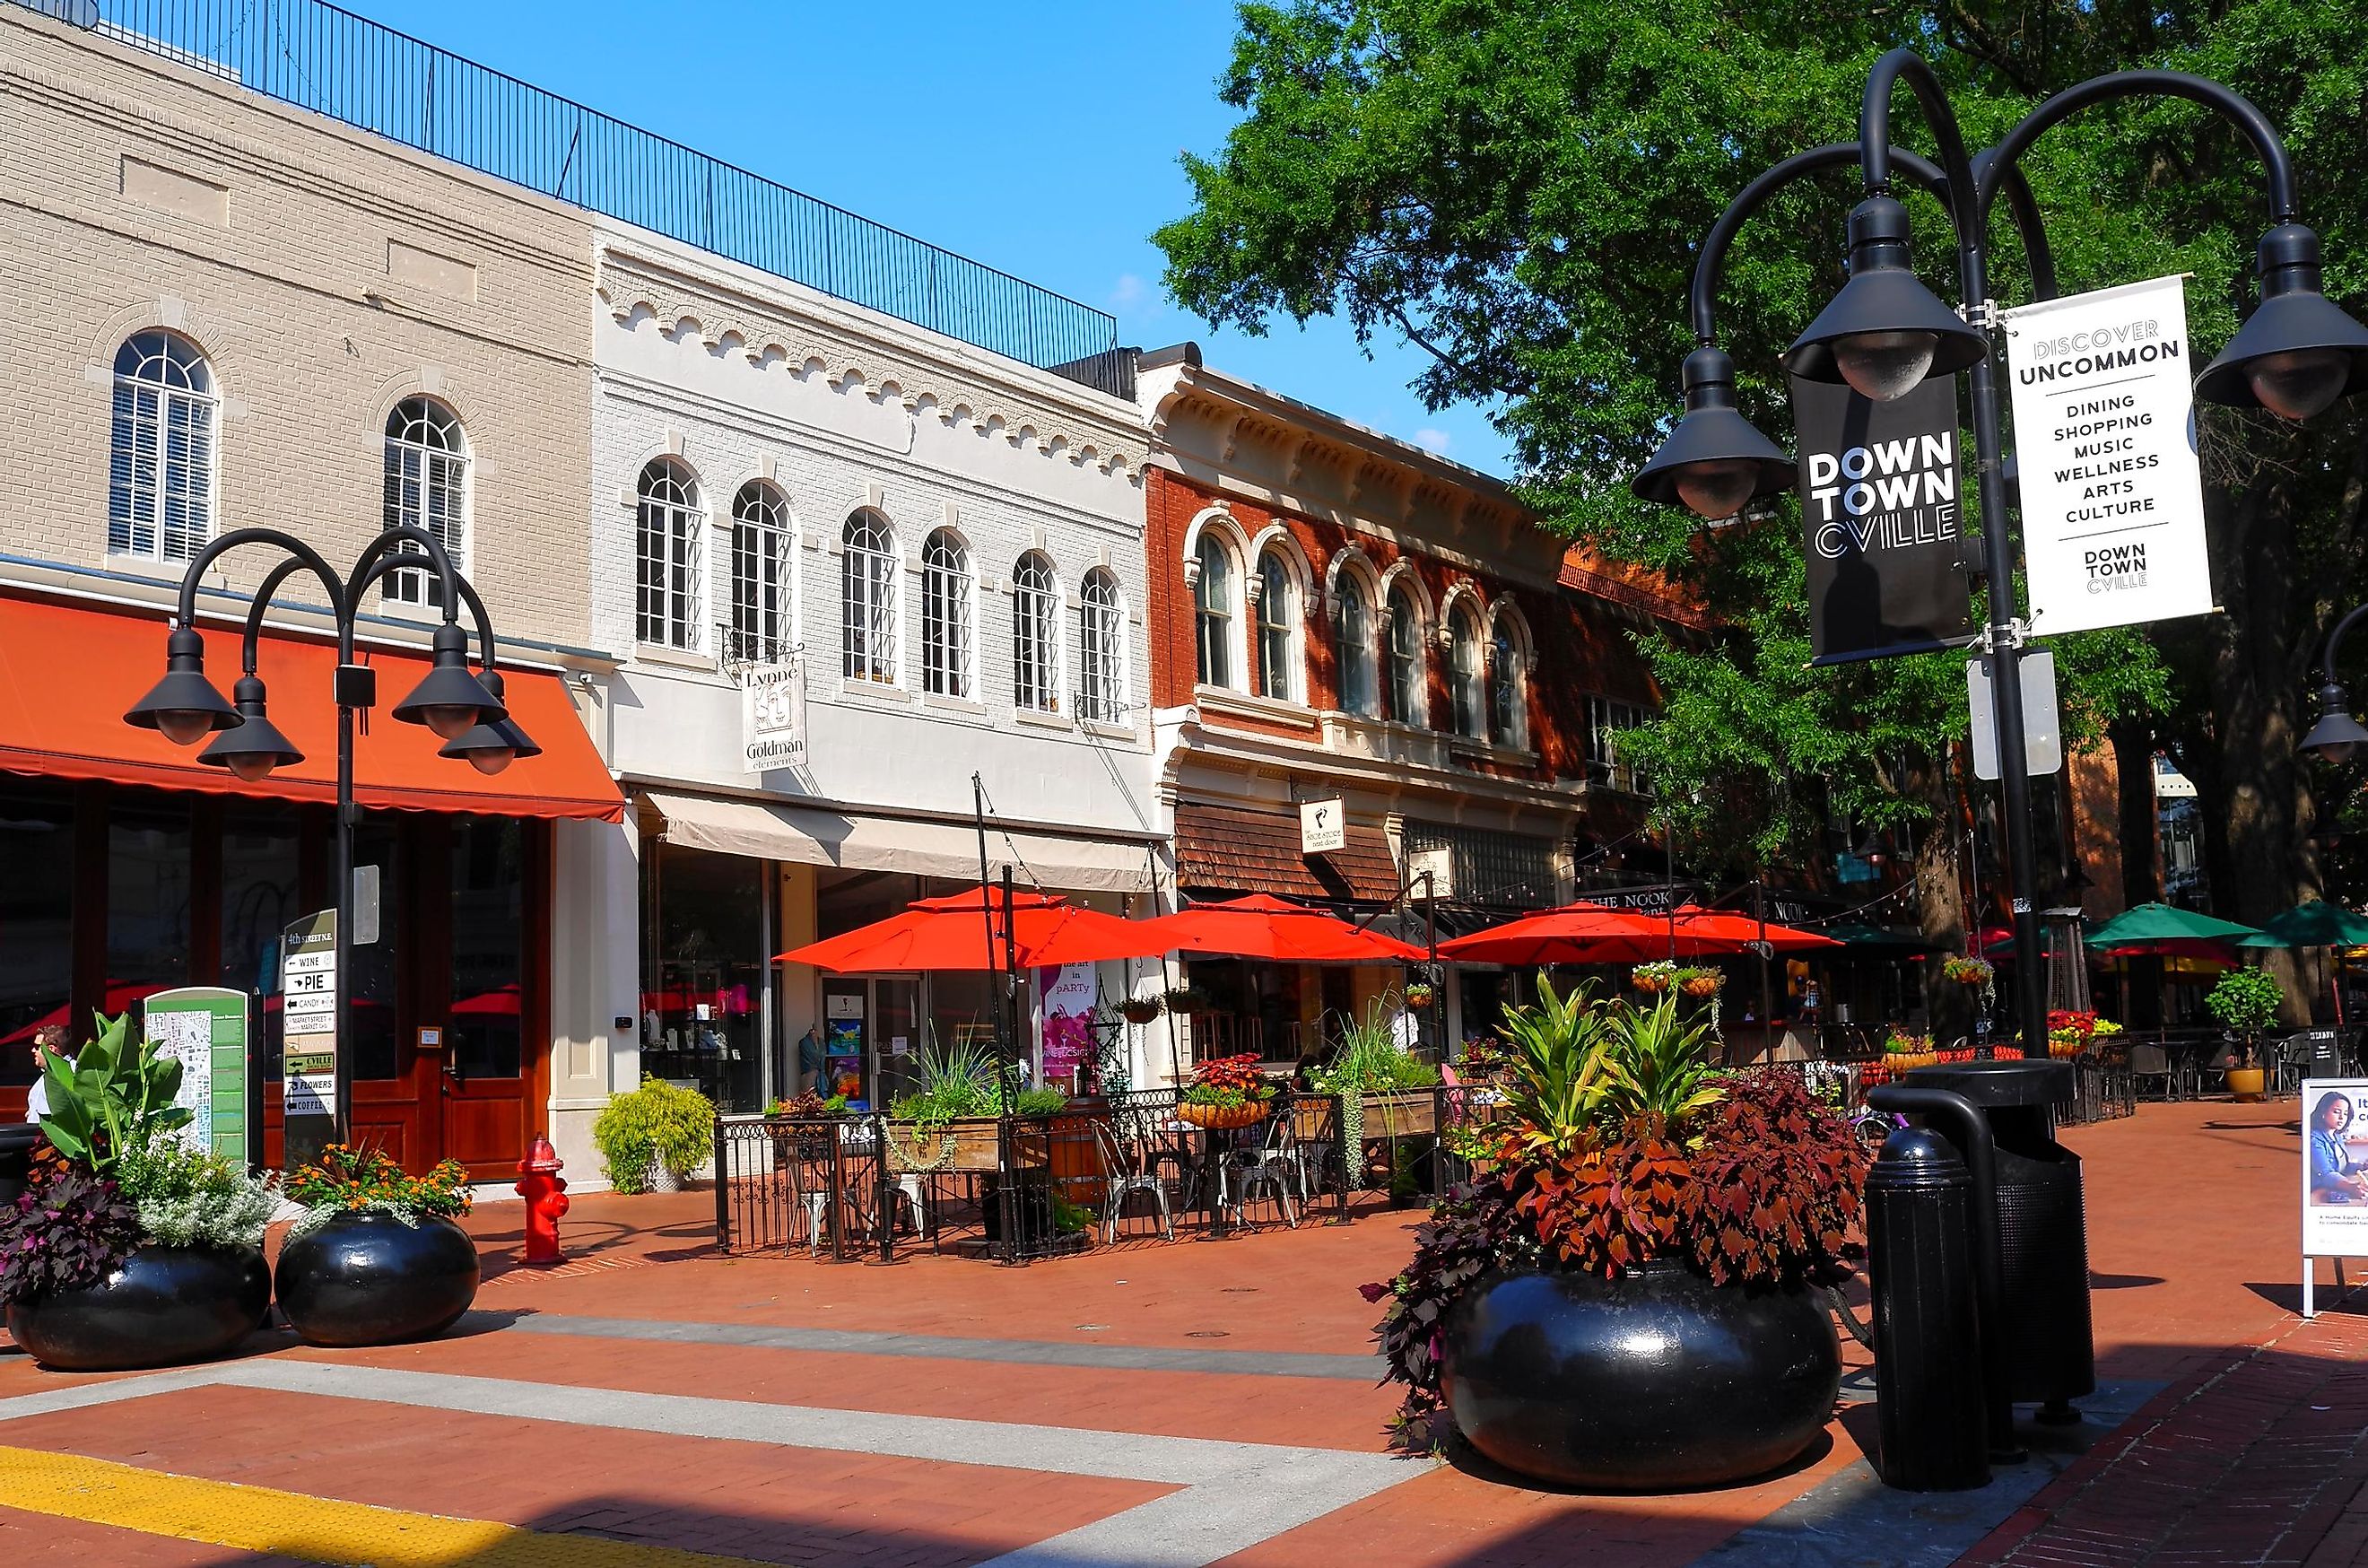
284;1144;471;1236
766;1089;850;1118
1631;960;1678;993
1941;955;1995;986
1883;1029;1932;1057
1182;1053;1276;1111
2046;1008;2098;1043
1117;996;1164;1025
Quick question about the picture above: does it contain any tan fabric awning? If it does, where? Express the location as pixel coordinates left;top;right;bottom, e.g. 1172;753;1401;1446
642;790;1154;893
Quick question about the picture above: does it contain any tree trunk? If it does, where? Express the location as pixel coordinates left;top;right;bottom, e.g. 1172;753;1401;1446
1915;755;1972;1046
2110;717;2160;908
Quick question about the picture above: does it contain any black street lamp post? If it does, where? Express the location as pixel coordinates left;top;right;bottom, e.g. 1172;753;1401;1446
122;524;526;1146
2303;605;2368;766
1634;51;2368;1057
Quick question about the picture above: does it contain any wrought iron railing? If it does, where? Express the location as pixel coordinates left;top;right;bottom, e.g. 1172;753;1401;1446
18;0;1132;398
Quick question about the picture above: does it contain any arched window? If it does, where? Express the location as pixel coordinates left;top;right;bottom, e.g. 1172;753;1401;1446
1256;548;1298;702
920;528;972;699
1387;588;1426;726
109;330;216;562
1194;533;1234;689
1490;616;1528;748
1078;568;1124;724
1336;576;1378;718
842;512;900;684
1012;551;1059;713
635;459;703;651
729;481;794;665
382;397;468;606
1449;603;1486;739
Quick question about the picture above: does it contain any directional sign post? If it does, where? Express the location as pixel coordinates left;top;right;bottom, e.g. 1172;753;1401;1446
281;909;340;1169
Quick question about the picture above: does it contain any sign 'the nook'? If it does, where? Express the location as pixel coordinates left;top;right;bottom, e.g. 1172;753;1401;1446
2003;274;2213;636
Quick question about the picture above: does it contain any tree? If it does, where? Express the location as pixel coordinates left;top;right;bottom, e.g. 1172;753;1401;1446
1158;0;2368;991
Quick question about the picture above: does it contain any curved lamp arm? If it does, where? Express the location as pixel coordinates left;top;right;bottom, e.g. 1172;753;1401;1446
345;523;466;653
171;527;344;631
1859;49;1984;245
2322;603;2368;685
237;559;320;675
1977;69;2297;225
349;549;502;675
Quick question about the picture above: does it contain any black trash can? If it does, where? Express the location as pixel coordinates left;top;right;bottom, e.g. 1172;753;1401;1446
1866;1126;1989;1490
1908;1058;2095;1416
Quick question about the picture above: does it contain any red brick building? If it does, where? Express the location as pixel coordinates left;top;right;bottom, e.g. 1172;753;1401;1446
1135;345;1696;1055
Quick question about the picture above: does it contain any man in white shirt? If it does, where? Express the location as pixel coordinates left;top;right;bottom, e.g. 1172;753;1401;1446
23;1024;65;1124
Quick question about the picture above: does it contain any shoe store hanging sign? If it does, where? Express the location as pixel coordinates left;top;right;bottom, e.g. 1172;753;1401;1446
1788;372;1972;666
2004;274;2213;636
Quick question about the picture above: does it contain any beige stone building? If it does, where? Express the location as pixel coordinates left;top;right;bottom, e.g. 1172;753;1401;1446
0;2;622;1180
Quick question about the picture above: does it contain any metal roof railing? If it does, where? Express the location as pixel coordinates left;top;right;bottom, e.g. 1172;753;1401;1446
16;0;1132;398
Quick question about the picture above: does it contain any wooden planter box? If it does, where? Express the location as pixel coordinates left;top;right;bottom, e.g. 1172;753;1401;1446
883;1118;1005;1174
1362;1090;1438;1137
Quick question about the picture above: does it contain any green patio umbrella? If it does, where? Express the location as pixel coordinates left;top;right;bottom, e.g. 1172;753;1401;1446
2084;902;2262;954
2238;900;2368;1024
2235;900;2368;950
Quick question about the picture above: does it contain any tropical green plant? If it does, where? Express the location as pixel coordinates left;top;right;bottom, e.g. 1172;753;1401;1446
2206;967;2285;1064
283;1144;472;1233
113;1137;281;1250
1312;1000;1443;1095
592;1076;718;1193
891;1035;1005;1125
38;1012;190;1175
0;1164;142;1303
1492;977;1610;1154
1596;995;1725;1141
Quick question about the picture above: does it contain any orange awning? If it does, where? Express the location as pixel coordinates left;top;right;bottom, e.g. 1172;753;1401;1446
0;596;622;821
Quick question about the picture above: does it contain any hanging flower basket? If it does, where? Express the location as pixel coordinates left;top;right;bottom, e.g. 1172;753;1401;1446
1940;956;1994;988
1403;984;1436;1010
1680;972;1725;998
1118;997;1163;1025
1178;1101;1269;1130
1632;962;1677;994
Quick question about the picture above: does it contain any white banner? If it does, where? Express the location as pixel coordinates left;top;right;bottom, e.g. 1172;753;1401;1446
741;659;806;774
2003;274;2213;636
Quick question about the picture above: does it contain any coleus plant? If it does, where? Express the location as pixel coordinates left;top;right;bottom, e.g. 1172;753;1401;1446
0;1164;143;1303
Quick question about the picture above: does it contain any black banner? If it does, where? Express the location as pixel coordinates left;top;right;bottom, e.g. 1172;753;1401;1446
1788;372;1973;664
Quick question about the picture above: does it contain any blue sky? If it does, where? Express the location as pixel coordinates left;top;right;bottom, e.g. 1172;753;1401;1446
353;0;1512;475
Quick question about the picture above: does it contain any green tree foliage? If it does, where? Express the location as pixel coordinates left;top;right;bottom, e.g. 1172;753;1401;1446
1159;0;2368;919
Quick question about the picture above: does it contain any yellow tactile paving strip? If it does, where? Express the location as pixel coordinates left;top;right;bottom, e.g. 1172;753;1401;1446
0;1442;771;1567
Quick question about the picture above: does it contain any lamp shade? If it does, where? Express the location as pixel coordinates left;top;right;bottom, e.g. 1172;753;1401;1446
2302;683;2368;765
1782;196;1988;396
436;670;538;776
1631;346;1795;518
2194;226;2368;418
123;625;239;745
197;674;304;781
390;622;504;739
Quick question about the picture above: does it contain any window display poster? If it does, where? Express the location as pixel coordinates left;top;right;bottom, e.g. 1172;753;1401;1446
2302;1078;2368;1314
1039;963;1097;1085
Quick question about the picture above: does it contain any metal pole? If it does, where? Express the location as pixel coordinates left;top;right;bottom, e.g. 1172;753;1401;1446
1756;881;1775;1062
335;696;354;1146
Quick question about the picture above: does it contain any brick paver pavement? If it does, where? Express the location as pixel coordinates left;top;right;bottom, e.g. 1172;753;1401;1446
0;1096;2340;1566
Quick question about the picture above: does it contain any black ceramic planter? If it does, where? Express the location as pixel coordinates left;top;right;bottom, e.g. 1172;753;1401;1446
274;1212;481;1347
1441;1260;1840;1490
8;1244;270;1372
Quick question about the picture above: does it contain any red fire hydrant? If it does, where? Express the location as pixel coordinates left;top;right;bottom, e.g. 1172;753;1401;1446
516;1135;569;1266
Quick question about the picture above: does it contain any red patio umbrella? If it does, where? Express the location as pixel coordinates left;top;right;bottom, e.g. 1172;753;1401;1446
2;980;173;1047
1437;902;1700;967
1667;905;1841;952
776;885;1176;973
1140;894;1425;963
451;984;522;1016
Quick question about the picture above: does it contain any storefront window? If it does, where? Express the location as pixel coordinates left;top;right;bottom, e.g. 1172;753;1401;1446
643;845;766;1111
220;806;301;1081
0;787;74;1081
449;817;523;1081
109;800;191;1006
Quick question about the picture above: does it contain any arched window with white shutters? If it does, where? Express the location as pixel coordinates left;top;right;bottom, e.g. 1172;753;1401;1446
1256;548;1301;703
1077;568;1125;724
1011;551;1059;713
1449;602;1486;739
1387;587;1427;726
920;529;974;699
729;481;795;665
109;330;216;563
842;511;900;684
1490;606;1531;750
1335;573;1379;718
382;397;469;606
635;458;703;651
1194;533;1236;689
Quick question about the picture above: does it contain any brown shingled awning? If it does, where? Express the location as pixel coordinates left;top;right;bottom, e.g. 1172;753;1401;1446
1173;800;1398;903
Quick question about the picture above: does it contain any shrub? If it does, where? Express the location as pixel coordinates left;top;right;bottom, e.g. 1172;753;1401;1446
1012;1088;1072;1117
1682;1070;1867;1288
0;1165;143;1303
2206;967;2284;1036
592;1076;718;1192
284;1144;471;1233
39;1012;190;1176
114;1137;281;1250
766;1090;849;1119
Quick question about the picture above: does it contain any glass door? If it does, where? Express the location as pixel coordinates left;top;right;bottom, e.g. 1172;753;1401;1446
872;978;921;1108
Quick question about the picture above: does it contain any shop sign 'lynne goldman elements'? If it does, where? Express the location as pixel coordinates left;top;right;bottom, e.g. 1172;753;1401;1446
2003;274;2214;636
1786;372;1972;665
742;659;807;775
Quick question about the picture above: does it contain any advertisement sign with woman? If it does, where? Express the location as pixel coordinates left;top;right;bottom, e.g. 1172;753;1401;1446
2302;1078;2368;1316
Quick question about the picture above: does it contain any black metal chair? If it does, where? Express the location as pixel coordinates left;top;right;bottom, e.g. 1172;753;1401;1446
2128;1041;2175;1102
